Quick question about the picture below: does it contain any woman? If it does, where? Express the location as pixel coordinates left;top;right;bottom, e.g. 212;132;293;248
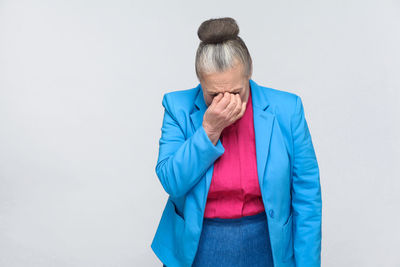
151;17;322;267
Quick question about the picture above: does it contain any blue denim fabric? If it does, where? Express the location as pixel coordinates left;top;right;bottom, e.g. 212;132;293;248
162;211;274;267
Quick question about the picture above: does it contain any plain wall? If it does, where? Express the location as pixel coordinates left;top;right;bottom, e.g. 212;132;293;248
0;0;399;266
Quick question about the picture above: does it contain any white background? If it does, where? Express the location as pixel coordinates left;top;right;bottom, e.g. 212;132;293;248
0;0;399;266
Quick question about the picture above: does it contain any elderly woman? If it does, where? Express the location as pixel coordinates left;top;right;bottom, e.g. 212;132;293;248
151;17;322;267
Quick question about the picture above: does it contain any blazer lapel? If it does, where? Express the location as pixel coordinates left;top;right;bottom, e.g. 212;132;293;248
250;79;275;189
189;88;207;132
189;79;275;194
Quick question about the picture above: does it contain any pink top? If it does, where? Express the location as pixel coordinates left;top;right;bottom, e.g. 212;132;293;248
204;88;265;219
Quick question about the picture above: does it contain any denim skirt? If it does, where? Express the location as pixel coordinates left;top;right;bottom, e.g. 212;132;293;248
163;211;274;267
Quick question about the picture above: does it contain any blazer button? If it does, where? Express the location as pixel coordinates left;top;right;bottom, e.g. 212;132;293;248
269;209;274;218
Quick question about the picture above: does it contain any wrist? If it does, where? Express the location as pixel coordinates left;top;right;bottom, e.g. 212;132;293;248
203;122;221;135
202;123;222;145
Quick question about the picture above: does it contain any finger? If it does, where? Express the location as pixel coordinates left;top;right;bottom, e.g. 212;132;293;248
233;100;247;121
224;93;237;115
230;94;242;120
211;93;223;107
217;92;231;110
232;94;242;117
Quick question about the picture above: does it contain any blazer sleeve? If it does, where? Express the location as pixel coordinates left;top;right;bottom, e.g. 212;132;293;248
154;93;225;198
290;95;322;267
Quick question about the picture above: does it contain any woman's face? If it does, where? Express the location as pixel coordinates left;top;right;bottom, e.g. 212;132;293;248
200;61;250;107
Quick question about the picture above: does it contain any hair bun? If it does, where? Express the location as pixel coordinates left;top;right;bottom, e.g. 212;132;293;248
197;17;239;44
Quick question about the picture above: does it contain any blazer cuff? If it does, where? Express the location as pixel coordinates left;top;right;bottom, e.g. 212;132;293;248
198;124;225;155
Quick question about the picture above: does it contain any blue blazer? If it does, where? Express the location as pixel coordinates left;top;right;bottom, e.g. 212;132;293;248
151;79;322;267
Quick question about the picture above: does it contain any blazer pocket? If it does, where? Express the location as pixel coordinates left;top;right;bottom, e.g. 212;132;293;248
281;212;294;262
158;199;185;256
169;199;185;254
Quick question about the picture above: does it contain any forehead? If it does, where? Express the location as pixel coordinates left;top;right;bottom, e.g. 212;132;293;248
201;65;245;93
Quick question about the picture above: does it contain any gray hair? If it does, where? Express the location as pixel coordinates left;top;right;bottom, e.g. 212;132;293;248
195;17;253;81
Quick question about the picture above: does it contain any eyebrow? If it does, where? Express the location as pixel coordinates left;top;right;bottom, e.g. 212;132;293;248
210;88;242;95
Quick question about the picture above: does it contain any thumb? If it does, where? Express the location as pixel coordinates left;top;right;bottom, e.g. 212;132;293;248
210;93;223;107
